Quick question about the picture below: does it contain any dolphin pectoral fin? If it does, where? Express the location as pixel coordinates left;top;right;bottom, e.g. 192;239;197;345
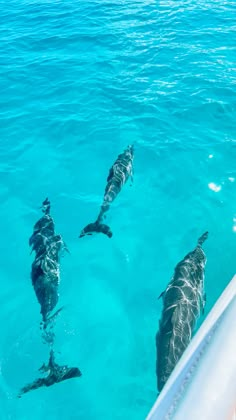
64;241;70;253
107;167;114;183
62;241;70;255
158;284;170;300
42;307;64;333
158;291;165;300
46;306;64;324
130;173;134;186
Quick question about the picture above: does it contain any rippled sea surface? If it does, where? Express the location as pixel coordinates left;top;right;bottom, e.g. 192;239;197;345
0;0;235;418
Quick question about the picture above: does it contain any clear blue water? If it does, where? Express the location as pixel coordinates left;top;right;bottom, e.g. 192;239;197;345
0;0;235;418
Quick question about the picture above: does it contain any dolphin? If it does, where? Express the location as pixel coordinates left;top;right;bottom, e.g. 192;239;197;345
80;144;134;238
156;231;208;392
19;199;81;397
18;350;81;397
29;198;67;328
147;274;236;420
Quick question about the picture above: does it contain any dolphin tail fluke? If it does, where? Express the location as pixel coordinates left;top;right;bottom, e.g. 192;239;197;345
197;231;209;246
79;221;112;238
18;351;82;398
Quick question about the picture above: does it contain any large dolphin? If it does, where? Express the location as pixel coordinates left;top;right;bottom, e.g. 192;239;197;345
29;198;66;328
156;232;208;392
79;144;134;238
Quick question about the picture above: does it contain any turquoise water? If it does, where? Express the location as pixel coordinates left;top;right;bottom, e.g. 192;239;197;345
0;0;235;418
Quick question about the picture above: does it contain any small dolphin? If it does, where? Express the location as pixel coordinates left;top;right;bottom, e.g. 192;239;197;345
29;198;66;327
156;232;208;392
18;350;81;397
80;145;134;238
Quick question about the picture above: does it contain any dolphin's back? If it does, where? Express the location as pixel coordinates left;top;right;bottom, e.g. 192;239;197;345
102;146;134;210
31;257;59;322
157;302;194;391
156;235;208;392
30;200;64;325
